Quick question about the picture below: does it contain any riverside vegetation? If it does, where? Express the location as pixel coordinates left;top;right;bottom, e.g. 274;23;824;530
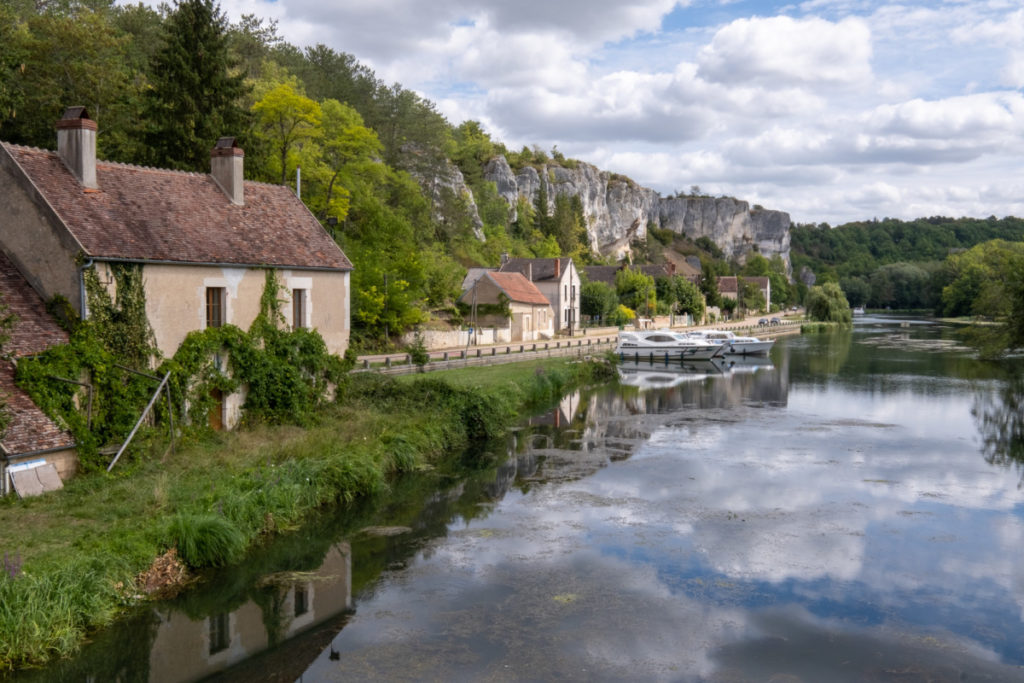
0;353;614;671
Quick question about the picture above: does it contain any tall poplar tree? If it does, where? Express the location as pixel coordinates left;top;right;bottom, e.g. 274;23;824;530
144;0;249;171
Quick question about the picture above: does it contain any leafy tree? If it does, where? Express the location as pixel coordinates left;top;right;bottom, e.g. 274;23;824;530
739;279;766;315
144;0;250;171
2;5;135;153
673;277;705;320
839;276;871;308
533;177;550;235
699;259;722;308
309;98;383;221
806;282;852;323
940;240;1024;319
615;268;656;317
581;281;618;323
252;82;321;184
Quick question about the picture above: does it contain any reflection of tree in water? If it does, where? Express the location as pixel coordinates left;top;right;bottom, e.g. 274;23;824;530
973;371;1024;483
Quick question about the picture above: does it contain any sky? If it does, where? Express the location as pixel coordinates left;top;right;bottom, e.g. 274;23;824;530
214;0;1024;226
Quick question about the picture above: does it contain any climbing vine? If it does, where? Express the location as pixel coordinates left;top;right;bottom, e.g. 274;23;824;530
17;267;353;470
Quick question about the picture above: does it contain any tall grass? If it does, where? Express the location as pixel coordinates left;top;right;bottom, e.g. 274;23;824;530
0;358;611;670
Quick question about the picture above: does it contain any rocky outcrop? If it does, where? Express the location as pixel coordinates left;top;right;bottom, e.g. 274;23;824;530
482;155;791;267
416;159;486;241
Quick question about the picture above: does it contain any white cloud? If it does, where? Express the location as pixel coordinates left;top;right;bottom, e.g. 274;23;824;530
697;15;873;87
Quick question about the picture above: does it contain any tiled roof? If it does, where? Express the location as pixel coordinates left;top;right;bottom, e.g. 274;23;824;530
499;257;572;282
0;252;74;456
486;272;551;306
0;251;69;358
718;276;738;294
461;267;493;293
583;266;619;286
3;144;352;271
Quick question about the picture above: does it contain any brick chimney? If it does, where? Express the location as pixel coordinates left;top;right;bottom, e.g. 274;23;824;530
56;107;97;189
211;137;244;205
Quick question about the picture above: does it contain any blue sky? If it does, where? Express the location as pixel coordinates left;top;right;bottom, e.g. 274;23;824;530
213;0;1024;225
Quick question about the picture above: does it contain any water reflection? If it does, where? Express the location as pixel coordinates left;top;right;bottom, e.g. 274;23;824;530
974;370;1024;481
25;320;1024;681
300;321;1024;681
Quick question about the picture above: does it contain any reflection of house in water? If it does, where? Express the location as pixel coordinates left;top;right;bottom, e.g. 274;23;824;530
528;390;581;429
148;542;351;683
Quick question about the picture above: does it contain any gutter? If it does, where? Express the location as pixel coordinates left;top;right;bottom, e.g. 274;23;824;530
77;257;94;320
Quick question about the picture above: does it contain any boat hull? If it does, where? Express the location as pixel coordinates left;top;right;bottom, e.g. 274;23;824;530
615;343;723;360
717;340;774;356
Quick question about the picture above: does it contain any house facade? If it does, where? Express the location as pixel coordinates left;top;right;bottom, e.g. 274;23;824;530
498;256;580;334
718;276;771;312
459;271;554;342
0;107;353;430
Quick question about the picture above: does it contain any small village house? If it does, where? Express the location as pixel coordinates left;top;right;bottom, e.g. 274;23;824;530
717;276;771;313
0;107;353;430
497;256;581;335
459;271;554;342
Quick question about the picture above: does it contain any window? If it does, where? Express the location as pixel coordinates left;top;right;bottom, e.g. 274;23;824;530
209;613;229;654
294;586;309;616
292;289;307;330
205;287;224;329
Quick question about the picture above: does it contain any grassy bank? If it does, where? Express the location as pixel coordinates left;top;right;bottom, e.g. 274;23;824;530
0;358;614;671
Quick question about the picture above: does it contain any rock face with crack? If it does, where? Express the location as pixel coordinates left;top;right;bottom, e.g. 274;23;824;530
482;155;790;267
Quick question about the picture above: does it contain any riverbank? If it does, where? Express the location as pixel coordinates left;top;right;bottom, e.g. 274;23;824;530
0;357;614;671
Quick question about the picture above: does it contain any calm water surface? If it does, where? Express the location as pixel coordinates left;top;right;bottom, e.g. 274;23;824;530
26;317;1024;681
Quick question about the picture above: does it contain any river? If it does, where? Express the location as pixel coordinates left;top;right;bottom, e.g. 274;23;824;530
22;316;1024;681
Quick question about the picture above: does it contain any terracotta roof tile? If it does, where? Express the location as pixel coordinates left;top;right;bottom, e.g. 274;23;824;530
3;144;351;271
0;252;74;456
486;272;551;306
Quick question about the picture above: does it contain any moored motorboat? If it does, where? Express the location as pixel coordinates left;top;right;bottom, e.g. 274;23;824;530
615;329;724;360
685;329;774;356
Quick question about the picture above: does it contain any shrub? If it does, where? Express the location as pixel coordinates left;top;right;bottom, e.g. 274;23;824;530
166;513;247;569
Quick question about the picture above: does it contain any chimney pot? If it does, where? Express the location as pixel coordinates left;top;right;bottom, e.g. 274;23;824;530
211;137;244;205
56;106;97;189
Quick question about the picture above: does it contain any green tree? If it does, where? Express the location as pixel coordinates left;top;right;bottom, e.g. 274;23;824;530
309;98;383;222
581;280;618;323
615;268;656;317
839;276;871;308
144;0;250;171
252;82;321;185
806;282;852;323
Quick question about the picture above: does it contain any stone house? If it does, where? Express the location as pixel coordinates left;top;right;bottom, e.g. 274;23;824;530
0;107;353;430
0;251;76;495
498;256;581;335
718;276;771;312
459;271;554;342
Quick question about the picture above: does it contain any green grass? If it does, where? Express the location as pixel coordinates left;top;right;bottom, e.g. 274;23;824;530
0;358;612;671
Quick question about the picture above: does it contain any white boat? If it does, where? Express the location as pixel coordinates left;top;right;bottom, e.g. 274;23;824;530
615;329;724;360
685;329;774;356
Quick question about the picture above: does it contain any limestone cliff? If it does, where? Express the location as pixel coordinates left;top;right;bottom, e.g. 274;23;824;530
482;155;790;266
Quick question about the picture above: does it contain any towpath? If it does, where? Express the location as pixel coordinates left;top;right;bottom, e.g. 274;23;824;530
355;313;803;376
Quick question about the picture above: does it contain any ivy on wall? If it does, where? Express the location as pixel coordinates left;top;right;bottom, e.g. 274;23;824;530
16;266;352;471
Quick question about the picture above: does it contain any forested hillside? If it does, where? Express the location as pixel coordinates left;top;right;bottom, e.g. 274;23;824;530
0;0;612;348
790;217;1024;311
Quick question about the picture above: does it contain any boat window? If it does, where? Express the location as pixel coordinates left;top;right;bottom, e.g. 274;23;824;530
646;334;676;342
